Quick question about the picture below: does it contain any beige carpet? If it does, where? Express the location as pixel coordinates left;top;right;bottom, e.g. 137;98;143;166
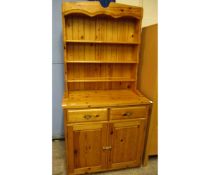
53;140;157;175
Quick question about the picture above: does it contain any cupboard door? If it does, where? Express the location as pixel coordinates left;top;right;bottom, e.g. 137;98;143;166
67;123;108;174
109;119;147;169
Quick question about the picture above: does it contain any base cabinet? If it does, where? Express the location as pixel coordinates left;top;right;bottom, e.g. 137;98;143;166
65;107;149;175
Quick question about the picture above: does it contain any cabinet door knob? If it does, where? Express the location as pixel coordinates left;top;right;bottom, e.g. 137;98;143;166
122;112;132;117
84;115;92;120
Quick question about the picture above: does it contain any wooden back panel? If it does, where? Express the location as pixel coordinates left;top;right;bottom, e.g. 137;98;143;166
65;15;138;42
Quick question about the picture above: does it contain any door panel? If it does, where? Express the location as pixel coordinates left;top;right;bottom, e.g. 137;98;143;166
74;130;101;167
112;126;138;163
67;123;108;173
109;119;147;168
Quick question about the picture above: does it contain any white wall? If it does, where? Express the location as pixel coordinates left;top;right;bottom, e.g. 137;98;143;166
116;0;142;6
116;0;158;27
142;0;158;27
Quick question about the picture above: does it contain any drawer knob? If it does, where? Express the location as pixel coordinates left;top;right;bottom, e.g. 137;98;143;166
84;115;92;120
122;112;132;117
102;146;112;150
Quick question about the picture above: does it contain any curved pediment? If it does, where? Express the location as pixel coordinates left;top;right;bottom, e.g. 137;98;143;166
62;2;143;19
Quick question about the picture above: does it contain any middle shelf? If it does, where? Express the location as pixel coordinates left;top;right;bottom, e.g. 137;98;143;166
65;43;138;63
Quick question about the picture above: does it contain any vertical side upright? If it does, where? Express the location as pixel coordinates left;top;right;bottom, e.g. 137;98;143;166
62;5;68;93
133;18;143;90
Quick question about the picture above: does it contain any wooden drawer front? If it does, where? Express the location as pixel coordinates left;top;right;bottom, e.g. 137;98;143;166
67;108;107;123
110;106;148;120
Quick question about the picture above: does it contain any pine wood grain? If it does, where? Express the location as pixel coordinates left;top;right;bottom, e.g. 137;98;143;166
62;2;143;19
63;3;141;92
109;119;147;169
66;43;137;63
68;82;135;91
67;108;107;123
67;123;108;174
110;106;149;120
61;2;152;174
62;90;151;109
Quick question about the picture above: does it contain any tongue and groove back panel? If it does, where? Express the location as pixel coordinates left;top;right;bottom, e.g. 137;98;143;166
62;2;142;92
65;15;138;42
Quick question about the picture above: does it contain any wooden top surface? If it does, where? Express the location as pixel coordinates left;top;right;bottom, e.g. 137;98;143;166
62;2;143;19
62;90;151;109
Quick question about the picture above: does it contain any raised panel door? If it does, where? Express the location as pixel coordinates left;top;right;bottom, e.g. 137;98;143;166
108;119;147;169
67;123;108;174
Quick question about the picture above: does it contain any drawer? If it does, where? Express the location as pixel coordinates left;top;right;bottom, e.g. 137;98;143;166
110;106;148;120
67;108;108;123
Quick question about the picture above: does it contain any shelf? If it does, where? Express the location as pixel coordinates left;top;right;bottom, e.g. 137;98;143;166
65;40;139;45
65;60;138;64
67;77;135;83
62;89;151;109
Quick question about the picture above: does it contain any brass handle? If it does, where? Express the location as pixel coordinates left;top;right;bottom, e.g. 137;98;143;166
122;112;132;117
102;146;112;150
84;115;92;120
84;114;100;119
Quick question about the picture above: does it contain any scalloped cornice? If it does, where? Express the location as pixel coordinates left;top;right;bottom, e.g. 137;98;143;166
62;2;143;19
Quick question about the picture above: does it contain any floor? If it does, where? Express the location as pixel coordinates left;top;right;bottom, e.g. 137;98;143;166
53;140;157;175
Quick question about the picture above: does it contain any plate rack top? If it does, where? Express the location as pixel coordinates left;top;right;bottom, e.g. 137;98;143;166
62;2;147;106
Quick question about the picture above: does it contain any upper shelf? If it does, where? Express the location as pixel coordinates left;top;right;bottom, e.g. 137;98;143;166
62;2;143;19
65;40;139;45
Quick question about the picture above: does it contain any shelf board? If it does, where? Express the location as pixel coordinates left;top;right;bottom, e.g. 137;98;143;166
65;40;139;45
67;77;136;83
65;60;138;64
62;89;151;109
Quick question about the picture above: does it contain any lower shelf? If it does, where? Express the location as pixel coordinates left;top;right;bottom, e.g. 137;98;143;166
67;77;135;82
62;89;151;109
